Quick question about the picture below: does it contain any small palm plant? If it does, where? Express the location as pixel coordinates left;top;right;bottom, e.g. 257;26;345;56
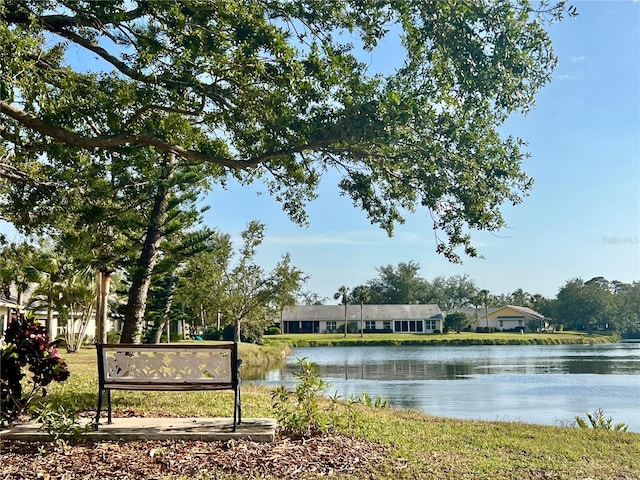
575;408;628;431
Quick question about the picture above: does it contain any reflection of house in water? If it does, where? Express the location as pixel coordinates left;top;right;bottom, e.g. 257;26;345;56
320;360;474;381
281;304;444;334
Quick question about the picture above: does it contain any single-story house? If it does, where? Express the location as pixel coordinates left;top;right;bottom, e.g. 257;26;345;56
0;296;20;335
479;305;546;332
1;286;106;341
281;304;444;334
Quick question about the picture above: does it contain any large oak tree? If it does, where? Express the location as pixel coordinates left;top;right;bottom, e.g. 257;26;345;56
1;1;572;342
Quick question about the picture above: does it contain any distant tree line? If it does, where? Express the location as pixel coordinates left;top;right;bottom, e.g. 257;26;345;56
3;241;638;345
323;262;640;337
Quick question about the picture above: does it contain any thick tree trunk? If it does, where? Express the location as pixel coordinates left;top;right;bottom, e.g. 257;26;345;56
121;154;174;344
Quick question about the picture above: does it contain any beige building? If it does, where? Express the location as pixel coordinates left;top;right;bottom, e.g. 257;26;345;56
480;305;546;332
281;304;444;334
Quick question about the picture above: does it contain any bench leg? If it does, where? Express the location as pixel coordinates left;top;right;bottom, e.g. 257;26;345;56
107;389;112;424
234;385;241;432
95;388;103;430
237;386;242;424
233;390;237;432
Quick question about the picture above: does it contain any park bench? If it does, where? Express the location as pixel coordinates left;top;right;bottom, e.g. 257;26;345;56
96;343;241;431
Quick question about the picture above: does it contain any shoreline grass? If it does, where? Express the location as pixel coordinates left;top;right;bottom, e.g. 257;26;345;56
19;341;639;479
263;331;617;347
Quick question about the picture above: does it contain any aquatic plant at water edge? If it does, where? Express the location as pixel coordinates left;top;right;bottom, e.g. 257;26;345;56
575;408;628;431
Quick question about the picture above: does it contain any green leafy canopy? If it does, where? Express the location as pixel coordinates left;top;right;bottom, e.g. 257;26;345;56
0;0;574;261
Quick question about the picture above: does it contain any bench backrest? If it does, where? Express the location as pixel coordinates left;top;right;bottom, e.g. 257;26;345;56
97;343;238;389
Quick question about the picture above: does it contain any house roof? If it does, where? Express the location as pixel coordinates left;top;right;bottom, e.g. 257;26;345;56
483;305;545;320
282;304;443;322
450;307;501;319
0;293;20;309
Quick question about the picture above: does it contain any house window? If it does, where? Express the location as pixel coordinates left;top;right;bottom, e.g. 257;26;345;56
425;320;437;331
518;320;523;326
383;321;391;330
365;320;376;330
326;321;336;332
394;320;427;332
499;320;504;328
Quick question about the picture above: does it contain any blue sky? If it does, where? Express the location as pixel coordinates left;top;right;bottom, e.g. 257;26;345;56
200;1;640;301
1;1;638;302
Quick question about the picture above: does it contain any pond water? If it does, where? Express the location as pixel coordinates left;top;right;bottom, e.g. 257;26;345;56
248;343;640;432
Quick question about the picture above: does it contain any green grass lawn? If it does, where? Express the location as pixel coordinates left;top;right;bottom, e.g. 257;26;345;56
36;343;640;479
263;331;616;347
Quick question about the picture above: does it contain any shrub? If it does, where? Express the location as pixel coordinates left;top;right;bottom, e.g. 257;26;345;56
476;326;496;333
265;326;281;335
106;331;121;344
222;324;235;341
222;321;264;344
445;312;469;333
203;326;222;340
1;313;71;427
33;403;83;445
271;358;332;436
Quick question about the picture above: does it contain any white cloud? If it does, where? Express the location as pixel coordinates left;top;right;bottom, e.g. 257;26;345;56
571;56;586;62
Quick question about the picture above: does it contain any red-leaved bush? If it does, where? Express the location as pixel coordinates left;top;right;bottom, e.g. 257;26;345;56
1;313;70;427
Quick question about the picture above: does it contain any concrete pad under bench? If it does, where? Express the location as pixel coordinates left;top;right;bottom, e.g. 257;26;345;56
1;417;276;443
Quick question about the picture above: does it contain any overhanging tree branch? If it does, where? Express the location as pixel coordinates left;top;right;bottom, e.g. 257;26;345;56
0;158;54;190
0;100;249;167
0;100;343;170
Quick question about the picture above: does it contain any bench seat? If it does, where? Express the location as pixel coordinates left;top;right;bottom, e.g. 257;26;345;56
96;343;241;430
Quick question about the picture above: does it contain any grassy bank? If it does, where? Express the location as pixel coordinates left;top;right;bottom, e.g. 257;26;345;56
263;331;617;347
237;341;291;367
46;341;290;379
32;346;640;479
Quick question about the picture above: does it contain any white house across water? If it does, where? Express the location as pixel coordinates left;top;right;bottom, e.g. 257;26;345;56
280;304;444;334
